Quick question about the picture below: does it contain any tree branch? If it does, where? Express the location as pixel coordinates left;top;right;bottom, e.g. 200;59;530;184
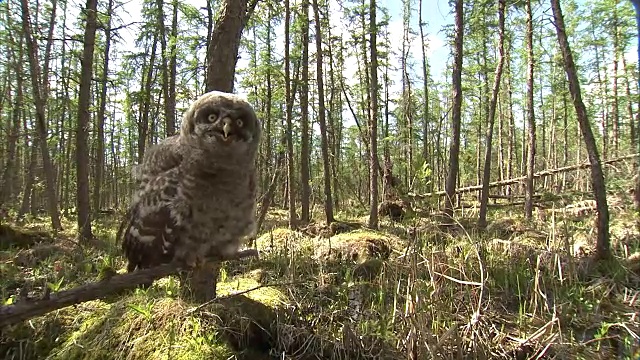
0;249;259;328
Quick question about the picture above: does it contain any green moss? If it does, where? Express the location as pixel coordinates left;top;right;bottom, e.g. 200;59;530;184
49;296;234;360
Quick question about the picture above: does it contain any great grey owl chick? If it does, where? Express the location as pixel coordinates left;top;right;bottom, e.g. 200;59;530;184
119;91;261;273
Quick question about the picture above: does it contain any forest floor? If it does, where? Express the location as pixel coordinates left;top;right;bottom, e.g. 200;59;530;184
1;179;640;359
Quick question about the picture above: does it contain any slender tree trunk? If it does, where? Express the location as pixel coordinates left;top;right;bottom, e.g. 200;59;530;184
506;36;515;196
312;0;334;224
478;0;506;228
621;56;636;150
138;35;158;162
366;0;380;229
551;0;611;260
524;0;536;220
300;0;311;224
18;139;38;220
75;0;98;240
591;23;608;160
157;0;171;137
0;39;23;205
630;0;640;214
419;0;430;173
327;23;341;211
284;0;297;228
443;0;464;223
166;0;178;136
19;0;62;231
94;0;114;215
612;5;620;155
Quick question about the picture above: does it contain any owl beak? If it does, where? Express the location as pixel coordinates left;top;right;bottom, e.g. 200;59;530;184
222;118;232;140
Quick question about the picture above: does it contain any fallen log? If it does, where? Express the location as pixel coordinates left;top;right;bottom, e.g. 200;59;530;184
0;249;259;328
410;153;638;198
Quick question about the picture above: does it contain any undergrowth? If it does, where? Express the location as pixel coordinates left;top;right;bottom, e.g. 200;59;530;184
1;181;639;359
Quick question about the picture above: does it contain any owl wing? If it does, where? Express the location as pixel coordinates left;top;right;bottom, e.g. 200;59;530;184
120;160;192;273
135;135;183;180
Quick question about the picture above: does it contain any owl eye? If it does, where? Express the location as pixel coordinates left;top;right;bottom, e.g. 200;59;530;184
236;119;244;127
207;113;217;122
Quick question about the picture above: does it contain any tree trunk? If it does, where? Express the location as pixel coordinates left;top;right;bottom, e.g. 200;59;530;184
524;0;536;220
419;0;430;176
167;0;178;136
284;0;298;229
312;0;335;224
300;0;311;224
611;5;620;155
631;0;640;215
157;0;171;137
591;22;608;160
94;0;114;215
327;22;341;212
186;0;256;302
506;35;515;196
622;56;636;151
0;38;23;205
205;0;257;92
551;0;611;260
138;35;157;162
75;0;98;241
478;0;506;228
443;0;464;223
19;0;62;231
367;0;379;229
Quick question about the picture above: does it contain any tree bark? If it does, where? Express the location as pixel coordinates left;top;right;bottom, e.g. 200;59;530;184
205;0;257;92
551;0;611;260
443;0;464;223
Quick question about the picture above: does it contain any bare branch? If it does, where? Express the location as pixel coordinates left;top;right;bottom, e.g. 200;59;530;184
0;249;259;328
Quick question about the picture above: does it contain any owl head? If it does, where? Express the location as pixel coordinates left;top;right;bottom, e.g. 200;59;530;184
180;91;261;160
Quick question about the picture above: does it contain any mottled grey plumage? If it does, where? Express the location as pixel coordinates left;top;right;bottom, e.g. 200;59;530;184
119;91;261;273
